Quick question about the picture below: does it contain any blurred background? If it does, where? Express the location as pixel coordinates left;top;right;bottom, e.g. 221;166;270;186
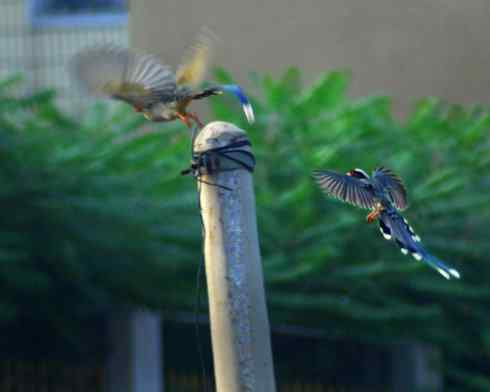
0;0;489;391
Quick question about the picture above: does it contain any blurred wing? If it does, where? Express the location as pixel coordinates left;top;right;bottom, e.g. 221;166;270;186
313;170;376;210
70;45;177;108
372;167;408;210
176;28;216;88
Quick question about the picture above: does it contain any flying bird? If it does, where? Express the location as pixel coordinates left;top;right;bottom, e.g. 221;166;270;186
69;30;254;128
313;167;460;280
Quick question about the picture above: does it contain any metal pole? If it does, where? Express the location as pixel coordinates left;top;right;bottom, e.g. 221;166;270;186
194;121;276;392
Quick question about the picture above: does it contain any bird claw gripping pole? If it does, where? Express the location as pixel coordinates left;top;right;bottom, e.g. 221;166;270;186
185;121;276;392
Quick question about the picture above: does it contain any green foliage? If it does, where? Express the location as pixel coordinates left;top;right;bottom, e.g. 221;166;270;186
211;68;490;390
0;79;200;354
0;68;489;388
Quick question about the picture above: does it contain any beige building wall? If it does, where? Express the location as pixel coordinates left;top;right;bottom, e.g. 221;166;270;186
130;0;490;115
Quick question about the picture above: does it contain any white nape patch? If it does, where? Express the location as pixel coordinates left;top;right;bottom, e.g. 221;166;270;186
379;227;392;240
353;168;370;178
437;268;451;280
412;252;423;261
449;269;461;279
243;103;255;124
400;248;409;255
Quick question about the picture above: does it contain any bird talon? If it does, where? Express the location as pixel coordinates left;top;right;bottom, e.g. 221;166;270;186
367;204;383;223
187;112;204;129
176;112;193;128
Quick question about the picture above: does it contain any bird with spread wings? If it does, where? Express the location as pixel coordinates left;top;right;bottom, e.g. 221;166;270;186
70;29;254;128
313;167;460;280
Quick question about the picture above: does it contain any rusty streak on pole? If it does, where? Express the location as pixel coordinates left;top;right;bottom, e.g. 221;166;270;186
193;121;276;392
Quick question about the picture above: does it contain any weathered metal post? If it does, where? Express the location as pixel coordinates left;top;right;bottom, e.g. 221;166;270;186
192;121;276;392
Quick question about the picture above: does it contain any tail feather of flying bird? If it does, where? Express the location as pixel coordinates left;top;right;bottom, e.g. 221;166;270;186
188;84;255;124
220;84;255;124
422;254;461;280
379;209;460;280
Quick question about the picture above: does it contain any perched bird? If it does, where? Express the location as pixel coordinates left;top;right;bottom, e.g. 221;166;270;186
69;30;254;128
313;167;460;280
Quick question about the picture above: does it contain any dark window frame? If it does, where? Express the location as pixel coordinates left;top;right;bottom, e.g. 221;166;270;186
28;0;127;28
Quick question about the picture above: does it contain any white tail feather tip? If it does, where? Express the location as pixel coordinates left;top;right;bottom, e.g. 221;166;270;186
437;268;451;280
379;227;391;240
412;252;423;261
449;269;461;279
243;103;255;124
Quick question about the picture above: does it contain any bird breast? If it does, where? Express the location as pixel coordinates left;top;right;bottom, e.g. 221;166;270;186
143;102;178;122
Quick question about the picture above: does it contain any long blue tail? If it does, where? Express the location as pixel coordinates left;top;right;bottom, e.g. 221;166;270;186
379;208;461;280
220;84;255;124
422;254;461;280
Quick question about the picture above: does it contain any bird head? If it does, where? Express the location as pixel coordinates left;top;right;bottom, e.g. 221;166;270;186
346;168;370;180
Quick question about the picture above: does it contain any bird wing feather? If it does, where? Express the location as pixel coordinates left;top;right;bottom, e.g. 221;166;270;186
70;45;177;108
176;28;216;88
313;170;376;210
372;167;408;210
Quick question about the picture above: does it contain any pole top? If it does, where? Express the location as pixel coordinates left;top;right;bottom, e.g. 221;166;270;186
184;121;255;176
193;121;249;153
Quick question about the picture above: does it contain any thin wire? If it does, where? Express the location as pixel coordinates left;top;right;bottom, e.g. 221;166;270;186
197;177;232;191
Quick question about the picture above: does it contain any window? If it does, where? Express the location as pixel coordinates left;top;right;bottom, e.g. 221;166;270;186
29;0;128;28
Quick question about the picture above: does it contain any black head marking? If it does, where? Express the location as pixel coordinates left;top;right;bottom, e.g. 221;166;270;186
347;168;370;180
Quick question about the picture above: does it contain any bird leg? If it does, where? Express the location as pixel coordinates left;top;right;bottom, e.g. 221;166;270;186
176;112;193;128
367;203;383;223
176;112;204;129
187;112;204;129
